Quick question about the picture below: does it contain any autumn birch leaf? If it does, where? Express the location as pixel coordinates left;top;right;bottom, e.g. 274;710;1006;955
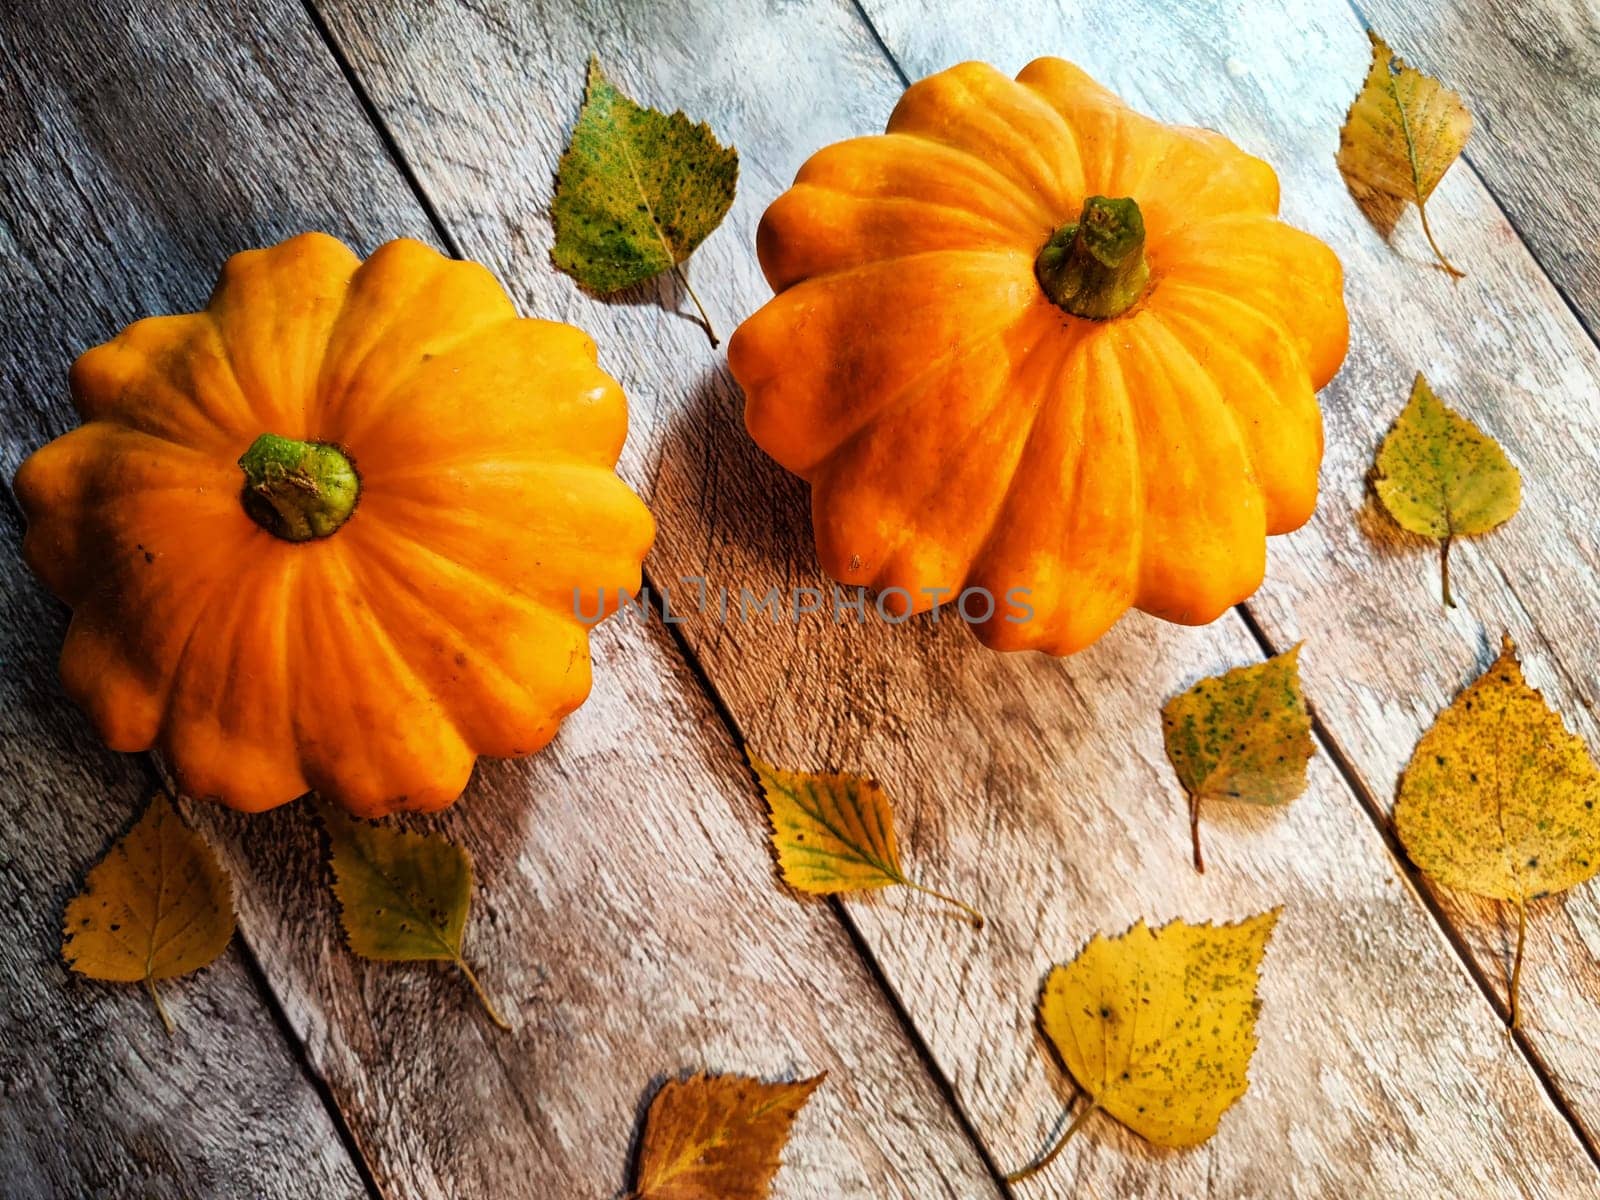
552;56;738;347
1394;636;1600;1028
749;754;983;928
1161;647;1314;874
1007;911;1278;1184
1338;31;1471;276
316;799;509;1029
631;1071;824;1200
1373;373;1521;608
62;794;235;1036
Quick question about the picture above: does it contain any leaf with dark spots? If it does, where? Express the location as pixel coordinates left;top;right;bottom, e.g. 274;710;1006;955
1161;647;1314;873
1006;911;1278;1184
316;798;508;1029
62;794;235;1036
552;57;737;346
1372;373;1520;608
1395;636;1600;1027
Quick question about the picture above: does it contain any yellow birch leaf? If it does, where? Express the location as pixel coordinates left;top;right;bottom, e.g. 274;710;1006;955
1373;373;1521;609
317;799;509;1029
632;1071;824;1200
748;754;983;927
1337;30;1472;276
1008;911;1278;1184
1161;646;1314;874
62;794;235;1035
1394;636;1600;1026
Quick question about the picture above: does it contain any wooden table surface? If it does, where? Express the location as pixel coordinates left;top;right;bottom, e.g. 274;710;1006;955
3;1;1599;1197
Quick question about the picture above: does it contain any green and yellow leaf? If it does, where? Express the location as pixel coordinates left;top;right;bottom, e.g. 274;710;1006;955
1395;636;1600;1026
1373;373;1521;608
632;1071;824;1200
62;794;235;1035
1161;647;1314;873
749;755;982;927
317;800;508;1029
1338;31;1472;275
1008;911;1278;1184
552;57;738;344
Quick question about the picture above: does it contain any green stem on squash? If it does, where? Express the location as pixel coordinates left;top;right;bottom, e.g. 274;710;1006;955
1035;196;1151;319
238;433;360;542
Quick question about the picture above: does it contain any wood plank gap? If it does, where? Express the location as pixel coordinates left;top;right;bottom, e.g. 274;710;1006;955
197;877;392;1200
828;895;1018;1196
843;0;1600;1169
275;0;1600;1184
0;482;387;1200
1486;559;1597;721
638;585;1017;1199
298;0;464;260
1232;601;1600;1174
848;0;911;87
1339;0;1600;358
295;5;1009;1191
1455;149;1600;352
142;742;391;1198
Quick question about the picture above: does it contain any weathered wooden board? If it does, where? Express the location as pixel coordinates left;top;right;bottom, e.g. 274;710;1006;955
191;613;1001;1200
1357;0;1600;332
0;7;379;1197
0;489;370;1200
312;0;1600;1193
0;1;1000;1197
858;0;1600;1152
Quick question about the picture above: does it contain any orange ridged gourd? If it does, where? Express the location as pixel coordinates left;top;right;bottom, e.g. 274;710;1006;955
15;233;654;815
730;59;1348;653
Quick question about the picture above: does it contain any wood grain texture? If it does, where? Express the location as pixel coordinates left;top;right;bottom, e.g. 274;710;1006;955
191;613;1000;1200
1354;0;1600;333
0;490;369;1200
0;6;386;1197
858;0;1600;1153
0;1;997;1197
312;0;1600;1193
0;0;433;479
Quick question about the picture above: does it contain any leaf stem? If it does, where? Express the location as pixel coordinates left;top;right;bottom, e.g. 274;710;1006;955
1418;202;1464;279
673;263;719;348
904;878;986;930
1189;792;1206;874
146;974;175;1037
1004;1098;1100;1184
1508;895;1527;1030
1440;535;1456;609
455;956;511;1030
